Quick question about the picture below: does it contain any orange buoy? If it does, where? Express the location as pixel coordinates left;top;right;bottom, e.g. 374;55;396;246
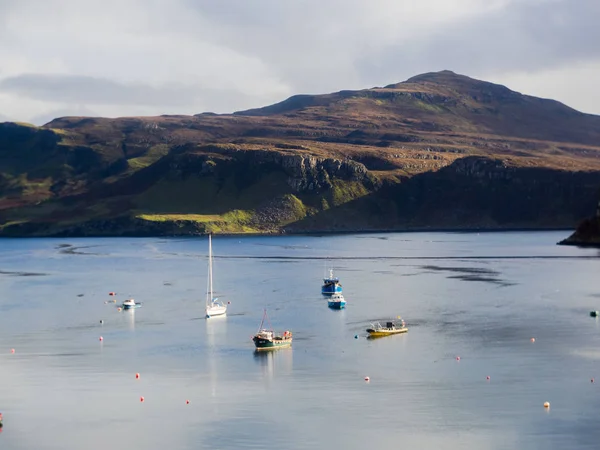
531;338;536;343
10;349;15;354
99;336;103;341
543;401;550;408
364;376;370;382
140;396;144;402
135;373;140;379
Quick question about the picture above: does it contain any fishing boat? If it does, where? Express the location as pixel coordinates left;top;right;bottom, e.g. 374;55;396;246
366;318;408;338
327;292;347;309
205;234;227;318
322;268;342;296
252;309;292;351
122;298;142;310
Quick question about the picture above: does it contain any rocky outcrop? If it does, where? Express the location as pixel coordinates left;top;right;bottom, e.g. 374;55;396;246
558;199;600;247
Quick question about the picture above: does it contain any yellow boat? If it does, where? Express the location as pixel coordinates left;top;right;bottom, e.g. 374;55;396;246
366;320;408;338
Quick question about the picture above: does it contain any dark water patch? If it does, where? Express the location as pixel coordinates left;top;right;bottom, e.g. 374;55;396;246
56;244;105;256
263;260;300;264
420;265;500;276
35;352;88;358
253;243;311;250
419;264;514;286
447;275;516;286
0;269;48;277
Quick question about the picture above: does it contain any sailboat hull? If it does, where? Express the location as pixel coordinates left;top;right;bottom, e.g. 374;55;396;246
206;305;227;318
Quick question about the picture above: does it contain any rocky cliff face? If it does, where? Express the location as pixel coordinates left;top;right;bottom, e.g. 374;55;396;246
285;157;600;233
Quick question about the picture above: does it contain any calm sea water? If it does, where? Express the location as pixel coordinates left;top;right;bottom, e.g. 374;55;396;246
1;232;600;450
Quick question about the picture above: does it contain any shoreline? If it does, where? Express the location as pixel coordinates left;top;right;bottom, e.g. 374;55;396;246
0;226;576;239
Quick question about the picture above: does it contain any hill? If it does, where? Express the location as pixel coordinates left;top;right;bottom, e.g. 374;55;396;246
1;70;600;236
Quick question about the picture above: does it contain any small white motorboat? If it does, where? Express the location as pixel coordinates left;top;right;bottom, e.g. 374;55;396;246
122;298;142;310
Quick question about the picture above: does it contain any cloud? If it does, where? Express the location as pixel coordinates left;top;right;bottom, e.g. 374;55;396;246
0;0;599;123
358;0;600;84
0;74;264;109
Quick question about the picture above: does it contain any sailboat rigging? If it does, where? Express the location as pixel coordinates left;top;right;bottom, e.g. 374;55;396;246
205;234;227;318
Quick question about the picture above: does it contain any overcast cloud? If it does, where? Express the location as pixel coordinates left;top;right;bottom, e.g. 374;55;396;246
0;0;598;125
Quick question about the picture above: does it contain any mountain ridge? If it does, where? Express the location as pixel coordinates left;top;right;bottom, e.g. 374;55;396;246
2;70;600;237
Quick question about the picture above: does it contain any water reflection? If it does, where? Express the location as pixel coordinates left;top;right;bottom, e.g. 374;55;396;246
125;309;135;331
205;316;227;398
253;348;293;381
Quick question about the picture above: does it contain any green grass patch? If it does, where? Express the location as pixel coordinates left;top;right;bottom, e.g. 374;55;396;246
329;180;370;206
127;145;170;170
136;213;222;222
413;100;446;113
136;209;258;234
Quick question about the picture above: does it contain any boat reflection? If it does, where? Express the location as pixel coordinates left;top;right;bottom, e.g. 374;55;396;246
125;309;135;331
253;347;293;380
205;315;227;398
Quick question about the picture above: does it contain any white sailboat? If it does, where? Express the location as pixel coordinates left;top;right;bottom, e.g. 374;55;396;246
205;234;227;318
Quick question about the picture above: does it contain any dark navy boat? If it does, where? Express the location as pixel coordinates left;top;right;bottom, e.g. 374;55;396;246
322;268;342;296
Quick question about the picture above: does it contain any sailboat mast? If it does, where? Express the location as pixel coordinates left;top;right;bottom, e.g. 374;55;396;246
208;234;213;302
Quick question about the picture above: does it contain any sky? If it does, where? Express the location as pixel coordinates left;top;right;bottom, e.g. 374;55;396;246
0;0;599;125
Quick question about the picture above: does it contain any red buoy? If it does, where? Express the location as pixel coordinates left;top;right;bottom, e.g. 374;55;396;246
99;336;103;341
140;396;144;402
592;378;595;383
135;373;140;379
456;356;461;361
186;400;190;405
530;338;535;343
10;349;15;354
486;376;490;380
109;292;116;296
364;376;370;382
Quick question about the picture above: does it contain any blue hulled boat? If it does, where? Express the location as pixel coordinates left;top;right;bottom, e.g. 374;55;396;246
327;293;346;309
322;268;342;296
